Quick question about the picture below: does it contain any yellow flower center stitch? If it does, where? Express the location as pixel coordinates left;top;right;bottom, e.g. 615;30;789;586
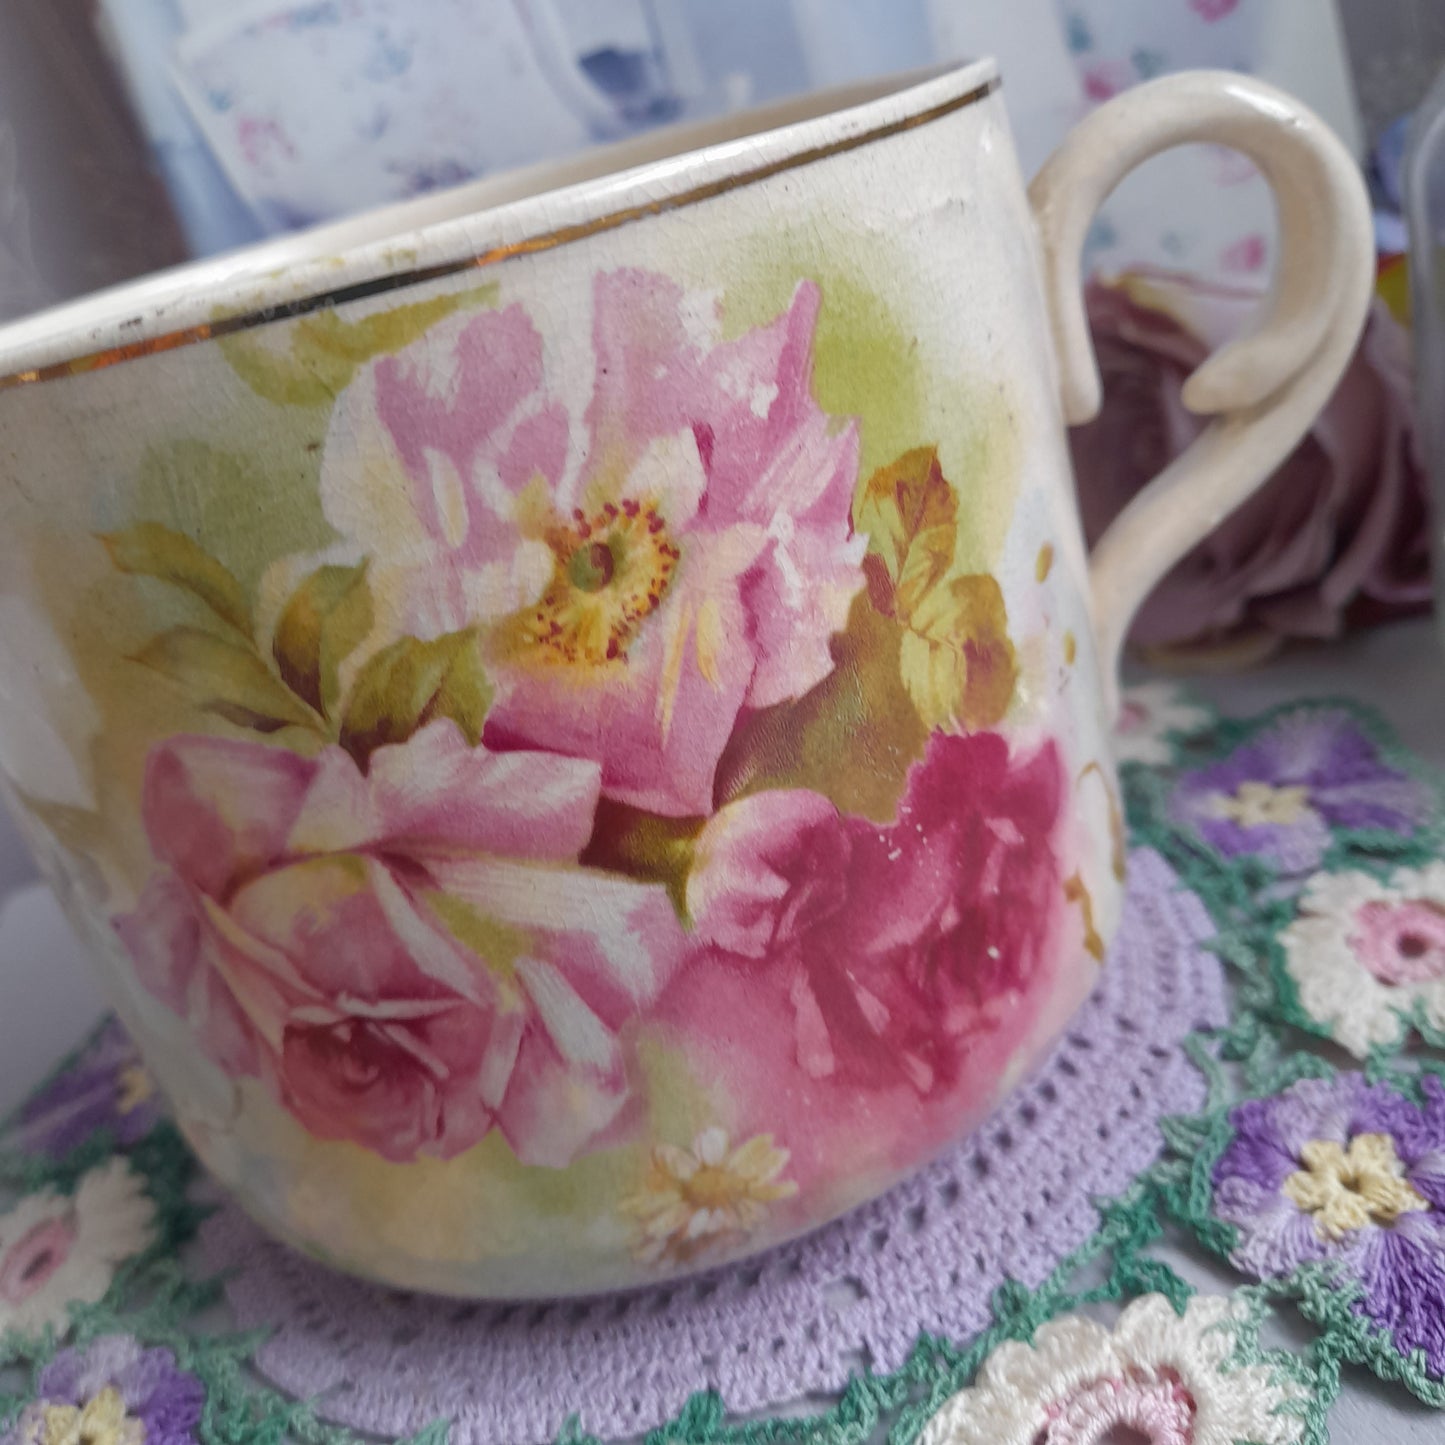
114;1064;155;1117
619;1127;798;1266
523;498;681;665
1283;1133;1430;1240
37;1387;143;1445
1207;780;1312;829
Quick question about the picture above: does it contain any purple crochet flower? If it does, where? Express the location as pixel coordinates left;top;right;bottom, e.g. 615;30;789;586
10;1020;161;1159
1213;1071;1445;1374
1170;707;1428;873
2;1335;203;1445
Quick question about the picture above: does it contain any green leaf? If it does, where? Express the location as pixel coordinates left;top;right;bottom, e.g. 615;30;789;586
898;573;1017;731
714;595;929;823
580;800;704;921
853;446;957;620
340;630;492;768
218;284;499;406
132;627;319;734
272;561;374;717
101;522;252;638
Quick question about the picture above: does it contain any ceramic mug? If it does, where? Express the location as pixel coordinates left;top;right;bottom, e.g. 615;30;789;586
0;60;1371;1298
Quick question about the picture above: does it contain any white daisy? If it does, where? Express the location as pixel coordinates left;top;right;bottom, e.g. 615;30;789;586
921;1293;1307;1445
1114;681;1211;766
618;1127;797;1266
1282;863;1445;1058
0;1158;156;1340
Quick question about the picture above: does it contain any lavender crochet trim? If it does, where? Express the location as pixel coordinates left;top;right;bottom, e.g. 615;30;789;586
199;846;1225;1445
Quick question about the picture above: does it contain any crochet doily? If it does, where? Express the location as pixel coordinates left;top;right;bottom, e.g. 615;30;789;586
199;845;1225;1444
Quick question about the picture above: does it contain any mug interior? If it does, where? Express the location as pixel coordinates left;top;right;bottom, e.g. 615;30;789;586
0;58;998;383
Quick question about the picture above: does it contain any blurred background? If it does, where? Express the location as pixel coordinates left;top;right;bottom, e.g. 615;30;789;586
0;0;1413;317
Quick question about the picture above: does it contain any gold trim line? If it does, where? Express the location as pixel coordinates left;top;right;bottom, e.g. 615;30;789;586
0;77;999;391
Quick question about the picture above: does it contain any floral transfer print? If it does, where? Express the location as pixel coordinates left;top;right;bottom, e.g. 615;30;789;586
319;272;864;817
1171;706;1428;873
115;721;682;1167
1281;864;1445;1057
1;1336;204;1445
1213;1072;1445;1376
86;264;1098;1276
920;1293;1307;1445
684;732;1064;1096
0;1161;155;1341
619;1127;797;1267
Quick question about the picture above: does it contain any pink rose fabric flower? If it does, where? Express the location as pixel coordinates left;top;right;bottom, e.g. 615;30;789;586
323;269;864;817
1069;271;1431;657
115;721;684;1166
686;732;1066;1097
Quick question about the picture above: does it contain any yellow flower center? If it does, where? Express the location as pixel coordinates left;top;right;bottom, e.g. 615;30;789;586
1283;1133;1430;1240
619;1129;798;1266
115;1064;155;1117
1208;780;1312;828
523;498;680;665
37;1387;143;1445
679;1162;755;1213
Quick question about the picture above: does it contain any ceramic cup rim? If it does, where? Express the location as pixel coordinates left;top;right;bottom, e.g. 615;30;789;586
0;57;1001;388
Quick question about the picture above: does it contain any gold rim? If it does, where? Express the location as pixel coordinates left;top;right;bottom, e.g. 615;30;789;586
0;76;998;393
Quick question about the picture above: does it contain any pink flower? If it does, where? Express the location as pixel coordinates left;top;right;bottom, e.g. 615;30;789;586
488;270;863;816
684;732;1066;1095
1082;61;1136;103
319;303;571;645
1218;234;1268;274
1190;0;1240;19
114;722;683;1166
1069;271;1431;657
323;270;863;817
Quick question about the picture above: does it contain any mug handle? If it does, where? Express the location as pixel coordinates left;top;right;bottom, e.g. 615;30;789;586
1028;71;1376;713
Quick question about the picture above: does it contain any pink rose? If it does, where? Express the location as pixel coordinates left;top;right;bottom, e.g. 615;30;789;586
115;722;684;1166
1070;271;1431;658
323;269;864;817
684;732;1066;1095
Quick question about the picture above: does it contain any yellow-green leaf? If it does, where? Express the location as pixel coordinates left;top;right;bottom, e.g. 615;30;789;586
340;630;492;767
580;800;704;921
272;561;373;717
853;446;958;619
132;627;319;734
219;284;499;406
898;574;1018;731
101;522;252;638
714;594;929;823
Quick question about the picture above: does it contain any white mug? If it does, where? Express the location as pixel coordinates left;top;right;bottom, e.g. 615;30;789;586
0;60;1372;1297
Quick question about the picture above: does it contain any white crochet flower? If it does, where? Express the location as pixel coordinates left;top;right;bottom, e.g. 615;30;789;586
921;1294;1306;1445
1282;863;1445;1058
0;1158;156;1340
1114;682;1211;766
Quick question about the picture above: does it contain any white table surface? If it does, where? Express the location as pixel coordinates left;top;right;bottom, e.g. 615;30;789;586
2;614;1443;1439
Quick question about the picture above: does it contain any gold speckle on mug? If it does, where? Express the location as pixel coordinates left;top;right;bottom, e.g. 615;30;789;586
1063;630;1077;665
1035;543;1054;582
